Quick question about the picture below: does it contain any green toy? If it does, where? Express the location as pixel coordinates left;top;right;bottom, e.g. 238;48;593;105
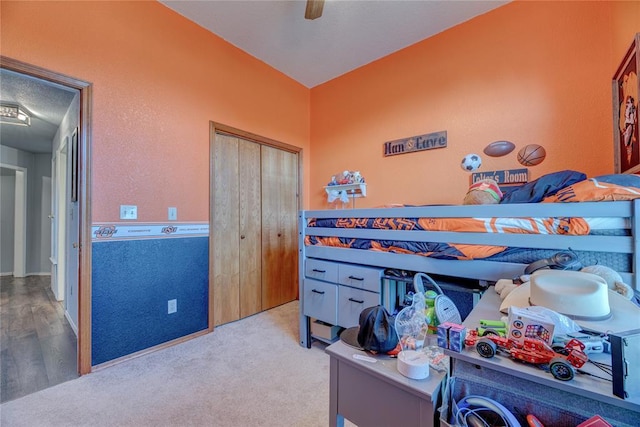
477;319;507;337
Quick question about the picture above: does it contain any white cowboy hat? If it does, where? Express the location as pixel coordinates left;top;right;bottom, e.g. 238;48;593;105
499;269;640;334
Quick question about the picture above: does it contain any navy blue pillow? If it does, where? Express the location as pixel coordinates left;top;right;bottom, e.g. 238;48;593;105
500;170;586;204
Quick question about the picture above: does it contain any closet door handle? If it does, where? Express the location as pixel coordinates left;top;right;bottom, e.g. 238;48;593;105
348;298;364;304
278;233;282;237
348;276;364;281
240;235;246;239
311;289;325;295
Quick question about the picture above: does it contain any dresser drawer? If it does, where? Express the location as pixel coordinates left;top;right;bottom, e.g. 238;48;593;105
338;264;382;293
305;259;339;283
337;286;380;328
303;279;338;325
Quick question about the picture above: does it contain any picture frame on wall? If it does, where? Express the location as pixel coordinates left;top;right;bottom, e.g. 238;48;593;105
613;33;640;174
71;127;79;202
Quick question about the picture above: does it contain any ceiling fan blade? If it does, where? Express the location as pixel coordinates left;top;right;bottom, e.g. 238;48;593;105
305;0;324;20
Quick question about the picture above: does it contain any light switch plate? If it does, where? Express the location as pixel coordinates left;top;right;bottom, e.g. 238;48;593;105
120;205;137;220
168;207;177;221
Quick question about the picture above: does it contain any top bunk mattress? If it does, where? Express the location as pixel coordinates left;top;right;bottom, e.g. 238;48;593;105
301;201;637;274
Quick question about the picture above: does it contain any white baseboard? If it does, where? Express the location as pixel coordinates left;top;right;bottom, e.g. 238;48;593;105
65;310;78;336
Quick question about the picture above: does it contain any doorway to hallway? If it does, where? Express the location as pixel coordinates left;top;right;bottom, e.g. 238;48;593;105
1;55;93;383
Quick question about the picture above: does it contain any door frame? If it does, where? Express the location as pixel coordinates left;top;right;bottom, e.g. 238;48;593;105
1;56;93;375
209;122;303;332
0;164;27;277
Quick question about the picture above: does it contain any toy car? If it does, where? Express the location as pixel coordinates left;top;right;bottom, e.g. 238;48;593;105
465;330;588;381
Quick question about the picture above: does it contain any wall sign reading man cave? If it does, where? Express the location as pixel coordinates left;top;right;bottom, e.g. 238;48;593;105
383;130;447;157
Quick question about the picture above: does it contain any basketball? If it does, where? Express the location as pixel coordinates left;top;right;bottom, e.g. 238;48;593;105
517;144;546;166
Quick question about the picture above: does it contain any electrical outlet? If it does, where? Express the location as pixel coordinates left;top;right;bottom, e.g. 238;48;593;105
168;299;177;314
120;205;137;220
168;207;177;221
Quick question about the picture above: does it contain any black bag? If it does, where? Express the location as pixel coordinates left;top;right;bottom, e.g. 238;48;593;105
357;305;398;353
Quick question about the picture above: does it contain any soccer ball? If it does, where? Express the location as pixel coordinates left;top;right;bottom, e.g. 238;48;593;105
460;154;482;172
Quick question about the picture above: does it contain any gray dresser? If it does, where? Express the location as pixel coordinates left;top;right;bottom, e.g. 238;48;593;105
301;258;384;346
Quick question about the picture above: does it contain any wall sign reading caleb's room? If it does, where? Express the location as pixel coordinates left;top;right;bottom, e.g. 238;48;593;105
383;130;447;157
471;168;529;185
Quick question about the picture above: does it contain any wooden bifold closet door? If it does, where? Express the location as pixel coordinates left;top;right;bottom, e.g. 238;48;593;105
261;145;298;310
211;131;298;327
212;133;262;325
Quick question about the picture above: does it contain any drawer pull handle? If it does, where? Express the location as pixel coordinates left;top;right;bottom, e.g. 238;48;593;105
312;269;326;273
311;289;325;295
348;276;364;281
348;298;364;304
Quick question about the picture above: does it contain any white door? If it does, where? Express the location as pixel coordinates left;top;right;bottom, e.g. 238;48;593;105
65;130;79;332
41;176;52;277
50;153;58;295
52;142;69;302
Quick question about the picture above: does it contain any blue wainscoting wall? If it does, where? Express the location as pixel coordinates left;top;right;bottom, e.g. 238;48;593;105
92;236;208;365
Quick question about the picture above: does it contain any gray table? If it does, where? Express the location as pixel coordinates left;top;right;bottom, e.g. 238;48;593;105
325;341;446;427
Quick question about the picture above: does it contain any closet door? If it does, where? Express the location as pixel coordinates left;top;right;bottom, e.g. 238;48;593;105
238;139;262;318
261;145;298;310
212;133;240;326
212;134;262;325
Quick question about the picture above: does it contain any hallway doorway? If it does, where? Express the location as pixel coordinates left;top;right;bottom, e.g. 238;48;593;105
1;56;93;386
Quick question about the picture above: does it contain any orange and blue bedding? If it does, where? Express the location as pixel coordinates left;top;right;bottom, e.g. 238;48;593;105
305;216;591;261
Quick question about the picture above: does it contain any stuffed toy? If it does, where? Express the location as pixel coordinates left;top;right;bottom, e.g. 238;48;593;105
328;170;365;186
463;179;503;205
494;278;519;299
580;265;634;300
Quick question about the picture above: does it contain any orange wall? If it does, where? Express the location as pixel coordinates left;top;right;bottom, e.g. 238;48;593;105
309;1;638;209
2;2;638;214
1;1;310;222
611;0;640;69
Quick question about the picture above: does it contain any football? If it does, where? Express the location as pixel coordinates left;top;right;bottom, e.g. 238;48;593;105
483;140;516;157
517;144;546;166
460;153;482;172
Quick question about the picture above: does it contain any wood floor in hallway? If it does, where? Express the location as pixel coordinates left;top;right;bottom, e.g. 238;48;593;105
1;275;78;403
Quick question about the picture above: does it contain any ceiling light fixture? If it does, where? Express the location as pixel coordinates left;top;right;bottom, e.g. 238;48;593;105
0;103;31;126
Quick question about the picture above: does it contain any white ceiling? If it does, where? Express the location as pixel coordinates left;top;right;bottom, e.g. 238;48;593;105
160;0;509;88
0;69;77;154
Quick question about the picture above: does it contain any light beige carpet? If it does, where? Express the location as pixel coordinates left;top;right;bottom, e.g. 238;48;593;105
1;301;353;427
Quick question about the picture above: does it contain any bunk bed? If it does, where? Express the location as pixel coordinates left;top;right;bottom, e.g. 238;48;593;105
298;174;640;348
